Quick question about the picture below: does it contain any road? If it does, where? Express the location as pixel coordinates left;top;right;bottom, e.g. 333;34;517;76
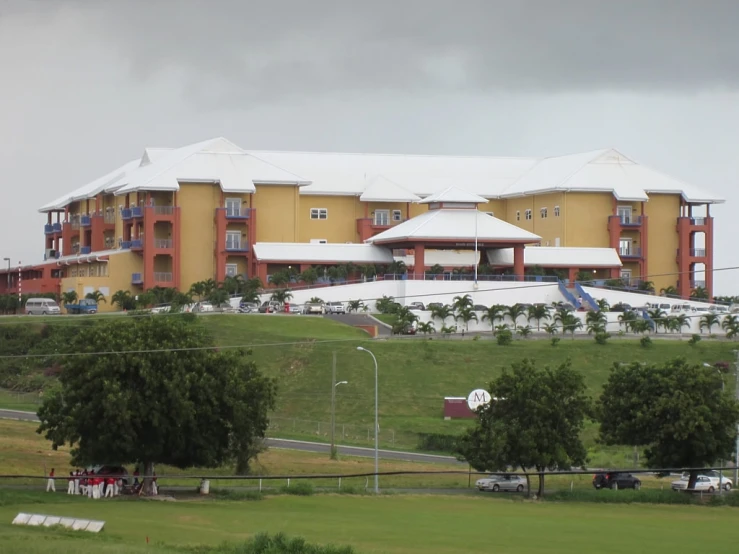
0;409;462;465
323;313;393;336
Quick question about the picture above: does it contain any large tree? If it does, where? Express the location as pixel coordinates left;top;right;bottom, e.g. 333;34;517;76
36;315;276;493
457;359;590;496
598;359;739;489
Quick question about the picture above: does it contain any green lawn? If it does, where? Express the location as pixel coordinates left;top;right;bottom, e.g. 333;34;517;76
2;491;739;553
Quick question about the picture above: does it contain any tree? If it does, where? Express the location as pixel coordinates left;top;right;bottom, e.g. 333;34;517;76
585;310;607;333
36;316;277;494
188;281;206;301
543;323;558;337
595;298;610;312
430;304;454;326
457;359;590;497
699;313;720;334
482;304;506;331
721;315;739;339
598;359;739;490
387;260;406;278
452;294;473;312
270;289;293;304
455;306;478;331
347;300;364;313
112;290;136;311
560;313;582;338
638;280;655;293
417;321;436;335
269;271;290;287
359;265;377;281
691;286;709;300
516;325;533;339
526;304;550;331
427;264;445;278
646;308;667;333
660;285;679;297
61;291;78;306
85;290;106;304
299;267;319;285
222;275;245;296
136;291;156;309
506;304;526;327
207;287;230;306
618;310;637;331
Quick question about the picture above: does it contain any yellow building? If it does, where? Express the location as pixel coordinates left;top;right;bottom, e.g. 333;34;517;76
4;138;722;310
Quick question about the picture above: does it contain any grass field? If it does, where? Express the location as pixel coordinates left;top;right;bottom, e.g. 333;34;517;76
2;490;739;553
2;314;737;455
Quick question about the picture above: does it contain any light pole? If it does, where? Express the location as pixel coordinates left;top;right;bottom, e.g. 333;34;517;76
330;351;348;460
704;363;725;493
357;346;379;494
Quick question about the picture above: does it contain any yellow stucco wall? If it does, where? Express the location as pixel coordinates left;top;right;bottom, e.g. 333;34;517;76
563;192;613;247
297;195;360;243
254;185;299;242
179;183;219;287
645;194;681;291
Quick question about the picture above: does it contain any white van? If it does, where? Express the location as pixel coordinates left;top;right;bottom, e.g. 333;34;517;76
25;298;61;315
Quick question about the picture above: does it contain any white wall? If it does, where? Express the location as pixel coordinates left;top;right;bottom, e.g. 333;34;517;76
581;286;714;310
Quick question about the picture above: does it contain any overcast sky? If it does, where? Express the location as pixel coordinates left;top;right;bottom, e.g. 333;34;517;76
1;0;738;292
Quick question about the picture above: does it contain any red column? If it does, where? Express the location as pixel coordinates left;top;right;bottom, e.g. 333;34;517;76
215;209;226;284
607;216;621;250
610;267;620;279
248;207;257;278
705;215;714;299
640;215;648;282
513;245;525;280
676;217;691;298
257;262;268;285
414;244;425;280
143;207;156;289
172;202;181;291
568;267;578;284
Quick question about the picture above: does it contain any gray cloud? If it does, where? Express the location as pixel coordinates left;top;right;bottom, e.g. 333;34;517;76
6;0;739;107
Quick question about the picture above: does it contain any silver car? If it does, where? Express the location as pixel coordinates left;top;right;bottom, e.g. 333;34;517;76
475;474;527;493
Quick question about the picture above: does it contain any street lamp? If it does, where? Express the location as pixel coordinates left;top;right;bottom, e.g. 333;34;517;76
357;346;379;494
330;372;348;460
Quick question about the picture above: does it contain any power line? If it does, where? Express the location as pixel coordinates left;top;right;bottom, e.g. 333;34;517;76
1;264;737;327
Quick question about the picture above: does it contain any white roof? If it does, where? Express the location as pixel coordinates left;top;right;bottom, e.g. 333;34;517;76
499;149;724;204
366;210;541;244
359;175;421;202
115;138;311;195
418;186;489;205
253;242;394;264
396;249;480;268
487;246;622;268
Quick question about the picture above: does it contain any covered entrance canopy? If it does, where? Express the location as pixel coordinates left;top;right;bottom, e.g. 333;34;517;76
365;187;541;279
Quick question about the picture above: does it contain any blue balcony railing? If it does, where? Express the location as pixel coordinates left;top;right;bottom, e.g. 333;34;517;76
53;222;62;233
131;273;143;285
131;206;143;218
54;251;61;259
80;246;91;255
80;215;91;227
130;239;143;249
121;208;132;220
44;224;54;234
121;241;132;250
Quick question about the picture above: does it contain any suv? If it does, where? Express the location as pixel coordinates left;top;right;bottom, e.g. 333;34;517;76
408;302;425;311
592;472;641;490
258;301;281;313
303;302;326;315
326;301;346;314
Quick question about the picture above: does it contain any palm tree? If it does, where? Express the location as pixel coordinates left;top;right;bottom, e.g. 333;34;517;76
309;296;325;304
426;264;445;279
221;275;245;296
495;324;510;335
270;289;294;304
417;321;436;335
560;313;582;338
430;304;454;326
675;313;690;335
647;308;667;334
360;265;377;281
269;271;290;287
456;306;478;331
699;313;720;334
660;285;679;297
638;281;655;293
61;290;78;307
85;290;106;304
631;319;650;335
347;300;364;313
188;281;206;301
440;324;457;336
691;286;709;300
299;267;319;285
111;290;133;310
596;298;610;312
722;315;739;339
618;310;637;331
526;304;550;331
543;323;558;337
387;260;407;279
136;291;155;309
202;279;217;296
207;287;230;306
506;303;526;327
482;305;506;331
585;310;607;328
452;294;473;312
516;325;533;339
241;289;260;304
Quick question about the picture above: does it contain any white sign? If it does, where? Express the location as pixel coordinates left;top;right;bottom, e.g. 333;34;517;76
467;389;491;411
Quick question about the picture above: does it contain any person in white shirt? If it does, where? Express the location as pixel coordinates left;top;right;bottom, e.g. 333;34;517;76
67;472;75;494
46;468;56;492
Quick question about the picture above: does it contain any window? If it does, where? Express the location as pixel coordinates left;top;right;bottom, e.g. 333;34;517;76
516;211;520;221
226;231;241;250
617;206;632;224
392;210;402;222
225;264;238;277
621;269;632;283
540;208;548;219
374;210;390;226
554;205;560;217
310;208;328;220
619;238;632;256
225;198;242;217
525;209;532;221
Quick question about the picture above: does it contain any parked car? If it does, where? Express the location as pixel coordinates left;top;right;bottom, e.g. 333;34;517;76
25;297;61;315
472;304;487;312
193;301;214;313
476;474;526;493
427;302;443;311
288;304;302;314
303;302;326;315
672;475;715;492
408;302;426;311
217;302;237;313
63;298;98;314
258;301;282;313
238;302;258;313
150;303;171;314
326;301;346;314
592;472;642;490
680;471;732;491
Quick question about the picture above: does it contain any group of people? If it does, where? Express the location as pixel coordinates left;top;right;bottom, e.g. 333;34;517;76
45;467;124;499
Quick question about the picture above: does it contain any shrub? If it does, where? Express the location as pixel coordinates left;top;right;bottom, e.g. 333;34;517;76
280;482;314;496
551;337;561;347
688;334;701;346
191;532;356;553
544;489;692;505
417;433;460;453
594;332;610;345
210;489;264;501
640;336;652;348
497;329;513;346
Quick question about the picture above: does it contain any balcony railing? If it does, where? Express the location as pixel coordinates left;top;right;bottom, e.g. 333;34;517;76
131;206;143;218
225;242;249;252
130;239;143;249
121;208;132;220
153;206;174;215
690;248;706;257
53;222;62;233
104;213;116;224
691;280;706;289
80;246;91;255
154;239;173;249
80;215;91;227
70;220;81;230
619;247;642;258
72;244;80;253
224;207;252;219
618;215;642;226
44;224;54;234
131;273;143;285
689;217;706;226
121;241;132;250
154;272;173;283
